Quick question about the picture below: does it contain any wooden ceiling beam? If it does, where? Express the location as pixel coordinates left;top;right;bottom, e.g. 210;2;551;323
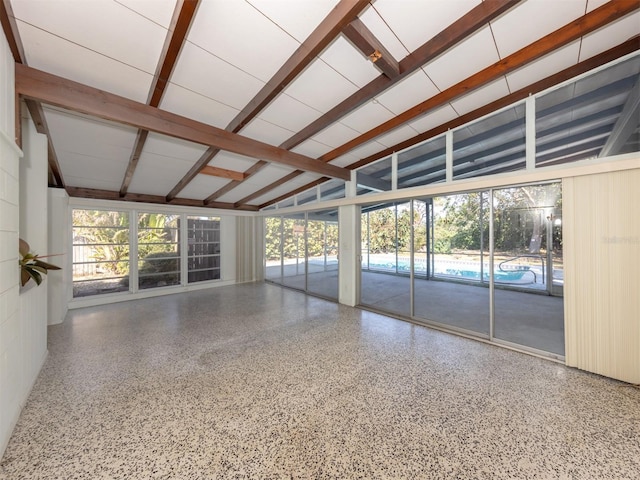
257;37;639;209
15;64;351;180
320;0;640;164
119;0;200;197
203;160;267;203
343;17;399;78
65;186;259;211
200;165;248;181
189;0;370;204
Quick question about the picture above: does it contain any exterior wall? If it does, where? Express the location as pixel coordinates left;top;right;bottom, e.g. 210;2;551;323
564;168;640;384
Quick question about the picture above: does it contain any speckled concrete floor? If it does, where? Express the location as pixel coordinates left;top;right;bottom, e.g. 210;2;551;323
1;283;638;479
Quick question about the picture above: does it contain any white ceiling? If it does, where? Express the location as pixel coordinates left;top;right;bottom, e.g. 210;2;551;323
6;0;639;210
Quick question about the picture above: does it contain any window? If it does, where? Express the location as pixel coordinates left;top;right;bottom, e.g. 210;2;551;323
187;216;220;283
72;209;130;297
137;213;180;290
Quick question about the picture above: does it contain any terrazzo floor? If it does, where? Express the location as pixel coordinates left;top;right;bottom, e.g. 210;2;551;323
1;283;639;479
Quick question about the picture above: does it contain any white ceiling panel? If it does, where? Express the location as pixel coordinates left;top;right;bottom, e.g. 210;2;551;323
160;83;239;129
450;78;511;116
170;42;265;111
579;13;640;62
321;36;380;88
311;122;361;148
329;153;359;168
506;42;581;92
240;118;295;146
341;139;389;161
248;0;340;43
17;21;152;103
284;58;359;112
408;104;459;133
377;69;440;115
358;4;410;60
11;0;167;73
128;133;207;196
186;0;300;83
424;26;499;92
257;93;322;133
207;152;259;173
177;175;230;201
290;138;333;158
43;107;136;188
374;125;419;149
586;0;609;12
491;0;586;59
115;0;176;28
372;0;481;54
339;101;395;133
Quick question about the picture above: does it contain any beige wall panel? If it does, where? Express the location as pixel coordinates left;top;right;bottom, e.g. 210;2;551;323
564;168;640;384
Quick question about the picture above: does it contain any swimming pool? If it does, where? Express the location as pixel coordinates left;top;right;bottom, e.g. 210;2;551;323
364;258;535;284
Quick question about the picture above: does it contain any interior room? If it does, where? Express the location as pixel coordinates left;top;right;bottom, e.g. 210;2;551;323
1;0;639;477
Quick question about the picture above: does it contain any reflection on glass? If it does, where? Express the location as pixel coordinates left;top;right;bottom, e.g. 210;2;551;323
357;156;392;195
398;135;446;188
72;209;130;297
360;202;411;317
453;105;526;180
137;213;180;290
492;183;564;355
413;193;490;335
306;210;339;300
536;55;640;167
264;217;283;283
281;215;306;291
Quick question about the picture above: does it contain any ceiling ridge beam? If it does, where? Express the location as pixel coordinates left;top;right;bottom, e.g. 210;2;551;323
203;160;267;203
120;0;200;197
15;64;351;180
218;0;521;205
168;0;370;202
343;17;399;78
200;165;248;181
255;37;639;209
319;0;640;164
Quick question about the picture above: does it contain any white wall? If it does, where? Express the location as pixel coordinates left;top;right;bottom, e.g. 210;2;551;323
0;30;22;459
0;31;50;459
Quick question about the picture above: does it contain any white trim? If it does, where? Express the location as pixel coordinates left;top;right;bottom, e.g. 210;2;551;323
68;278;238;309
0;129;23;157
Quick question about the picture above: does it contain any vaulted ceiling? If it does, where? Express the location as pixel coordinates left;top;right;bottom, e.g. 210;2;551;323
1;0;638;211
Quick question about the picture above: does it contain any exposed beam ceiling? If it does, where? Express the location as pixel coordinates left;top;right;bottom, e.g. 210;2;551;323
343;17;399;79
167;0;371;202
225;0;522;205
264;37;640;209
15;64;351;180
119;0;200;197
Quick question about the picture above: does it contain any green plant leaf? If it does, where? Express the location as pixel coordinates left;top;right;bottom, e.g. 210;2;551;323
33;259;61;270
